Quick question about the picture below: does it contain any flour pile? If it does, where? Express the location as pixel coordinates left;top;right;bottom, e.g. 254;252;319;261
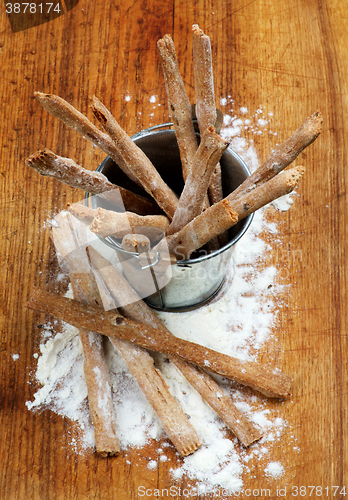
26;104;297;494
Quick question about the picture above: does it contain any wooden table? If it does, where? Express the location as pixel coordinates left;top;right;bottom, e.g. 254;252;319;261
1;0;347;498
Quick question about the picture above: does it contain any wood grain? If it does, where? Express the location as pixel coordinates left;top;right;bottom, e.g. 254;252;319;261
0;0;347;498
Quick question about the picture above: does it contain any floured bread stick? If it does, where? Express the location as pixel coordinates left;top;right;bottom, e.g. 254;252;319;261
121;233;151;253
89;207;169;241
119;233;163;298
26;148;162;216
165;201;238;261
192;25;227;246
87;246;262;447
108;337;202;455
167;126;229;235
157;34;198;180
67;203;96;225
100;189;163;216
165;165;305;260
27;289;293;399
230;111;323;201
34;92;140;186
192;25;217;133
121;235;176;280
51;212;120;456
26;148;115;193
55;214;202;456
171;358;261;447
71;277;120;456
157;34;220;252
90;96;179;220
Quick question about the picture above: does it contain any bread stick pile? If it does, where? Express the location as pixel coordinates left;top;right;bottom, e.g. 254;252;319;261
26;26;322;457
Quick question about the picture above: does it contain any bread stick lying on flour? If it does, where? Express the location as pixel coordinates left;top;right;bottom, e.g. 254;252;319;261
51;212;120;456
165;165;305;260
87;246;262;447
192;24;224;209
27;289;293;399
167;126;229;235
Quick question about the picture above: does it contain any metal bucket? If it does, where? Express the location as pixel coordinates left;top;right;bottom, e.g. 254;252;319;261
86;123;253;312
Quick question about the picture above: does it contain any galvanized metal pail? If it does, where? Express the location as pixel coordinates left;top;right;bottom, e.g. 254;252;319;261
87;123;253;312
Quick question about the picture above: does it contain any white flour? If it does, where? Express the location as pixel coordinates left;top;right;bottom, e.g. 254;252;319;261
26;103;296;493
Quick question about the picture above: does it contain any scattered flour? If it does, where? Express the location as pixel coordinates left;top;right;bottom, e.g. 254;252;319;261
12;354;19;361
27;103;298;493
264;461;285;478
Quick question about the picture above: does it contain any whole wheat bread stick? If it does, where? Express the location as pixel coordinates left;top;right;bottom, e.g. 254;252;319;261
51;212;120;456
67;203;96;225
121;233;151;253
167;126;229;235
89;207;169;241
25;148;162;216
70;276;121;456
230;111;322;201
165;165;305;260
192;25;217;133
90;96;178;220
34;92;141;185
54;214;202;456
157;34;198;180
27;289;293;398
87;246;262;446
192;25;227;246
26;149;115;193
108;336;202;455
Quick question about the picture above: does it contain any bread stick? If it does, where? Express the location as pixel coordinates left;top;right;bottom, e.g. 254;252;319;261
27;289;293;398
230;111;322;201
89;207;169;241
157;34;198;180
26;148;115;193
87;246;262;446
34;92;140;185
26;148;161;216
90;96;178;220
192;24;226;245
167;126;229;235
66;203;96;224
121;233;151;253
165;166;305;260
